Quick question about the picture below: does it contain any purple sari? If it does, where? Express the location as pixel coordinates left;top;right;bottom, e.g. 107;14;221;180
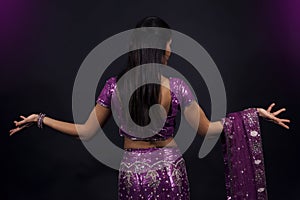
222;108;268;200
97;77;268;199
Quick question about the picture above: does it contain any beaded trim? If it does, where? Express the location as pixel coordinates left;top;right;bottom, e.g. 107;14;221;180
37;113;46;128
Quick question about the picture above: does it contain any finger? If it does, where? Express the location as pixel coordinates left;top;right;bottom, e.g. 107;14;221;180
273;108;286;116
272;116;290;123
9;128;19;136
11;127;20;132
278;122;289;129
280;119;290;123
20;115;26;119
272;117;290;129
15;120;23;126
271;116;282;124
267;103;275;112
15;119;28;126
268;114;277;121
9;125;27;135
24;122;34;128
267;115;290;129
9;130;16;136
10;130;18;136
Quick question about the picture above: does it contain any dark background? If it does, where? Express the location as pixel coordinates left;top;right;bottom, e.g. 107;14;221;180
1;0;299;199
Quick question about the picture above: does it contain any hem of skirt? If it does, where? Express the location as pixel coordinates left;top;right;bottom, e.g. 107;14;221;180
124;146;179;152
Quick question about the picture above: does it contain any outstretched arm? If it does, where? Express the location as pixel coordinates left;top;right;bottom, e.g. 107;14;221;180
9;104;111;140
183;101;222;138
184;101;290;138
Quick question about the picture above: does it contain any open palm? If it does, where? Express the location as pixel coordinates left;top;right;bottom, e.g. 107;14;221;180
257;103;290;129
9;114;38;136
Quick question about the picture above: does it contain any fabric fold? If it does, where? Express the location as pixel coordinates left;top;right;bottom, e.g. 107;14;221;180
221;108;268;200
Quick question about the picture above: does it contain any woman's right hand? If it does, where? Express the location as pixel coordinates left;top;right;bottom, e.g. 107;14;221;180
9;114;38;136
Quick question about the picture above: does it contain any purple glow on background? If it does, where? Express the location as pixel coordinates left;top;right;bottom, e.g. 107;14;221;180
0;0;32;50
276;0;300;61
263;0;300;63
0;0;43;88
259;0;300;88
1;1;298;88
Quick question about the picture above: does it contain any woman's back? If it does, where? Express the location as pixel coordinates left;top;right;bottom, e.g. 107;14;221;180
96;75;195;148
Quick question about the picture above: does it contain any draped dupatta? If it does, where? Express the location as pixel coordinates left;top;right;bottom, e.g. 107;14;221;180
221;108;268;200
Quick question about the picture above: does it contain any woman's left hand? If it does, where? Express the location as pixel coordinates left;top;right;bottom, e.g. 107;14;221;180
257;103;290;129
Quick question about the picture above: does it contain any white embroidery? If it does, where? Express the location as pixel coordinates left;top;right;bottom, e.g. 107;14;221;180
145;170;160;189
257;188;265;193
250;130;258;137
120;158;185;189
254;159;261;165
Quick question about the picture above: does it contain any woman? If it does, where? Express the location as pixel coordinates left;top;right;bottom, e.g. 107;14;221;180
9;16;290;200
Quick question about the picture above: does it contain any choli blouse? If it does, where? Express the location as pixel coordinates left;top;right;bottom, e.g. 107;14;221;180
96;77;195;141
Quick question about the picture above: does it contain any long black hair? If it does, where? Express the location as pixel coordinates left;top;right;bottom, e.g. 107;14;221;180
117;16;171;134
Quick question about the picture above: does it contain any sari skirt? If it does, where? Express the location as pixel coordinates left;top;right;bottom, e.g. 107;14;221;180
118;147;190;200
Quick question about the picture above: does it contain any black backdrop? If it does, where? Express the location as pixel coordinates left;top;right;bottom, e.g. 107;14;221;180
1;0;299;199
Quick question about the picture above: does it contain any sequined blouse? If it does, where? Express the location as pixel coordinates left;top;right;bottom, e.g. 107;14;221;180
96;77;195;141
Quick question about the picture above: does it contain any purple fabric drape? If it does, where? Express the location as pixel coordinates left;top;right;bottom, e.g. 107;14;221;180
221;108;268;200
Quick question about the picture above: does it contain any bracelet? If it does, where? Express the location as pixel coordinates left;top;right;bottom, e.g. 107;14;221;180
37;113;46;128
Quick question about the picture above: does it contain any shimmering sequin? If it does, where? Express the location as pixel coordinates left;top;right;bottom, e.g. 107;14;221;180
222;108;268;200
97;78;268;200
119;147;190;200
96;77;194;199
96;77;195;141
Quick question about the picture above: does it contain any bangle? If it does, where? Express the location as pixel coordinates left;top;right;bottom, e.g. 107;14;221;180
37;113;46;128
